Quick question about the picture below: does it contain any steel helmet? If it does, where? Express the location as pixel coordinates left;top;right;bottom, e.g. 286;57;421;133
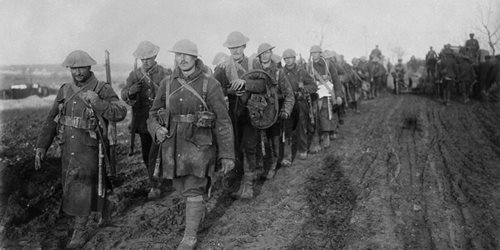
223;31;249;48
282;49;297;58
133;41;160;59
310;45;322;53
61;50;97;68
169;39;199;57
257;43;275;57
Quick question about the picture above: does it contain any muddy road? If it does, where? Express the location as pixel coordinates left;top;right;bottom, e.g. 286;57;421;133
2;92;500;249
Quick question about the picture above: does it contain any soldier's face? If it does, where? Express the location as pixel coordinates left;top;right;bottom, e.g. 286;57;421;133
175;53;196;72
141;56;157;70
311;52;321;62
259;50;272;64
70;66;91;83
229;45;246;61
284;57;296;67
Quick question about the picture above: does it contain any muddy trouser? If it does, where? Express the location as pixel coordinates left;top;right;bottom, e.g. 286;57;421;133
139;132;160;187
372;76;383;97
459;80;472;100
287;100;309;154
172;175;208;198
264;122;281;170
443;78;454;103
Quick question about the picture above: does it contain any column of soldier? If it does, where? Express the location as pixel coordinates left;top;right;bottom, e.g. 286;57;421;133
424;33;500;106
33;31;379;249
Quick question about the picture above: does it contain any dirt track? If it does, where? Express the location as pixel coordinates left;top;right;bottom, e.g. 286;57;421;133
3;91;500;249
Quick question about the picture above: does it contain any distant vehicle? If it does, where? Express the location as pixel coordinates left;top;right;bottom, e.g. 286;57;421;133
0;83;57;100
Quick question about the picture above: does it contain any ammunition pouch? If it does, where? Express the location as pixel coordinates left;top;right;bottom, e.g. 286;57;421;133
59;115;97;130
171;111;215;128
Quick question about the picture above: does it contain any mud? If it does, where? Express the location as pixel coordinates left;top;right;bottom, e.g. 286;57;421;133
2;92;500;249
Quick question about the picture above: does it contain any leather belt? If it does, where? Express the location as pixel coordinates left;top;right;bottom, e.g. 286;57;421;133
172;114;195;123
59;115;97;130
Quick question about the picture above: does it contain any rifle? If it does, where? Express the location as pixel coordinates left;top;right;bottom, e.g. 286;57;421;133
105;50;118;178
129;58;138;156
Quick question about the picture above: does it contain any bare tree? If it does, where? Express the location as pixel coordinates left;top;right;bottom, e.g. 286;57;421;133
474;0;500;55
391;46;405;61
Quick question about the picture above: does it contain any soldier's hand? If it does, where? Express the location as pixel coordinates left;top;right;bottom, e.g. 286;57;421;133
34;148;46;170
279;110;289;119
220;159;235;174
128;84;141;95
230;79;246;91
336;97;343;105
155;127;169;143
82;91;100;105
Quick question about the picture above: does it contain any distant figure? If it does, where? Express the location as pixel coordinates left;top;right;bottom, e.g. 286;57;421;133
425;47;438;85
437;48;459;105
465;33;480;64
369;45;383;61
392;58;406;94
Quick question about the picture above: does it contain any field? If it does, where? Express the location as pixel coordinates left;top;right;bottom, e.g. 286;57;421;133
2;85;500;249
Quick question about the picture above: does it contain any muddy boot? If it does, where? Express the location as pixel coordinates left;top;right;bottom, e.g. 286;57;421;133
147;187;161;200
281;138;292;168
298;151;307;160
66;216;88;249
309;133;321;154
230;177;245;199
321;132;330;149
266;157;278;180
178;196;205;250
240;172;255;199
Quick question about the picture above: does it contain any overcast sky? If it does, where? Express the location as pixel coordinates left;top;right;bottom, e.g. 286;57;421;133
1;0;498;67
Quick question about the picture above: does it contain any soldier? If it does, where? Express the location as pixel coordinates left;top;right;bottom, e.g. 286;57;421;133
368;56;387;98
426;47;438;85
147;39;235;249
369;45;383;61
357;56;371;100
281;49;317;160
34;50;127;248
392;58;406;94
252;43;294;179
121;41;170;199
213;31;263;199
457;55;476;104
307;45;344;151
437;47;459;105
465;33;480;63
476;55;494;99
340;56;362;114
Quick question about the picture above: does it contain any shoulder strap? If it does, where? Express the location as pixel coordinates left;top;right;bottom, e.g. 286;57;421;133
165;75;171;116
176;76;209;110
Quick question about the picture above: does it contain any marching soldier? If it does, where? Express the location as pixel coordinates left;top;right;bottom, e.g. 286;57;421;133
121;41;170;199
368;56;387;98
457;55;476;104
339;56;362;114
369;45;383;61
252;43;294;179
281;48;317;160
307;45;344;151
213;31;263;199
426;46;438;85
392;58;406;94
147;39;235;249
35;50;127;248
437;46;459;105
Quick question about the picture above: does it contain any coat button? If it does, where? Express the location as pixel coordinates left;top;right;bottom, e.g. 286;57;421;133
71;152;75;156
179;98;183;102
71;136;74;139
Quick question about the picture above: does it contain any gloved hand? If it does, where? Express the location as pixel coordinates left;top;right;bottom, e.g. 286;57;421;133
155;127;169;143
128;84;141;95
279;110;289;119
336;97;343;105
81;91;100;105
230;79;246;91
34;148;46;170
220;159;235;174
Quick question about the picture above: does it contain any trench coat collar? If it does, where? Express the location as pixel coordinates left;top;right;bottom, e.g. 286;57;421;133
74;72;98;89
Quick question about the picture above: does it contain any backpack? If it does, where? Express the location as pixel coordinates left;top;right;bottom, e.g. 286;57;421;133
241;69;279;129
